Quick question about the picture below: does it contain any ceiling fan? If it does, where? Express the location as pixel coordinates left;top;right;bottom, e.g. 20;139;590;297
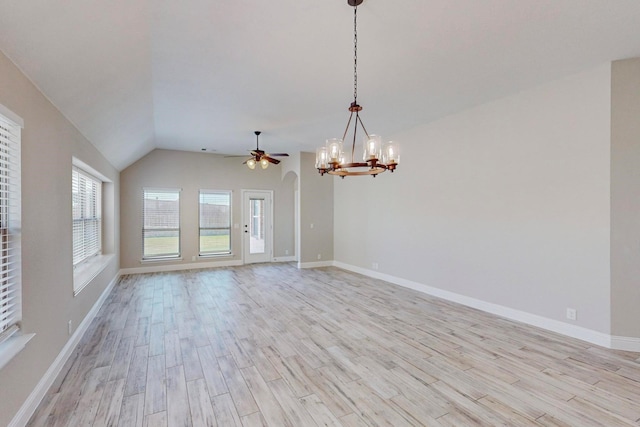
243;131;289;169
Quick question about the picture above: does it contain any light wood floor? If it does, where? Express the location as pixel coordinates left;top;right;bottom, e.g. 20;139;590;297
28;264;640;426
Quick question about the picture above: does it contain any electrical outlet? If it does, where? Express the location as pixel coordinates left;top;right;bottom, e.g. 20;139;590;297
191;256;196;261
566;308;577;321
310;223;314;229
317;254;322;260
68;320;73;335
285;249;289;255
372;262;379;270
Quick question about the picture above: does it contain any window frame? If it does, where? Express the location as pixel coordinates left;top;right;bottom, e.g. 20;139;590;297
142;188;181;260
199;190;232;257
0;109;21;343
0;103;31;371
71;158;113;296
72;166;102;267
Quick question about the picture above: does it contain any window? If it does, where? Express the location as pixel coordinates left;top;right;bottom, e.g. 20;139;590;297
71;159;113;296
143;189;180;259
199;190;231;256
0;107;21;347
72;167;101;266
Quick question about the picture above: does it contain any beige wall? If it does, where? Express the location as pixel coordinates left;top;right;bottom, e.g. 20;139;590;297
120;149;295;268
334;64;613;333
278;171;297;259
0;51;120;426
299;152;333;264
610;58;640;338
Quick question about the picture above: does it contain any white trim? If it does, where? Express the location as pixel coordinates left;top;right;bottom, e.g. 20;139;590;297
241;189;274;265
0;103;24;128
298;260;333;269
295;189;300;270
611;336;640;352
200;189;233;193
72;157;112;183
9;273;119;427
121;259;243;275
0;103;23;375
198;253;232;260
332;261;632;350
141;256;183;263
198;189;233;257
142;187;182;192
0;333;35;372
0;324;19;345
73;254;115;296
272;256;296;263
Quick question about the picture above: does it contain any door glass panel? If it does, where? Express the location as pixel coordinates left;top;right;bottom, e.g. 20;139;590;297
249;198;265;254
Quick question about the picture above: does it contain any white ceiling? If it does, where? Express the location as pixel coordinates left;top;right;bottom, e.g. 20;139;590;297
1;0;640;170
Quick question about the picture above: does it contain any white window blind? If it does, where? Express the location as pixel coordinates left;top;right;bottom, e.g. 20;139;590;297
0;111;21;345
199;190;231;256
72;166;102;266
143;189;180;259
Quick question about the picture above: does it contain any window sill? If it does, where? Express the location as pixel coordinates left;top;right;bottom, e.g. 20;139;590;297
141;257;183;264
0;333;36;371
198;253;233;259
74;254;115;296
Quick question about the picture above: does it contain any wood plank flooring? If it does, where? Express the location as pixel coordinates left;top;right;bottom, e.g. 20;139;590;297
28;264;640;426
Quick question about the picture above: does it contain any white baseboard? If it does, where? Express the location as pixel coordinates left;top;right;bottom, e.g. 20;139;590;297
10;273;120;427
298;260;334;269
120;259;243;275
333;261;637;351
611;335;640;352
272;256;297;263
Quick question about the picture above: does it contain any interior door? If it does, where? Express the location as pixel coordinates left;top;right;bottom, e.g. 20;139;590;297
242;190;273;264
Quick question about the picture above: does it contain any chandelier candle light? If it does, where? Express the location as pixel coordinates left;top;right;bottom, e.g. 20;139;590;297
315;0;399;177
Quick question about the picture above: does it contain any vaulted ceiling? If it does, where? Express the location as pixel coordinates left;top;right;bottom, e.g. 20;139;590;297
1;0;640;170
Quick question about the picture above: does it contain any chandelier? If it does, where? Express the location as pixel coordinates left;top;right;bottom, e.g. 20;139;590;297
315;0;399;178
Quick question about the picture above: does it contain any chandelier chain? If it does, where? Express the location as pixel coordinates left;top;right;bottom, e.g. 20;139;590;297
353;5;358;103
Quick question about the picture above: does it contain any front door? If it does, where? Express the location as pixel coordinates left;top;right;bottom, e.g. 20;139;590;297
242;190;273;264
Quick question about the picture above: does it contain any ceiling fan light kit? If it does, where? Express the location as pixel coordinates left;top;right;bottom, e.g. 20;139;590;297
243;131;289;170
315;0;399;178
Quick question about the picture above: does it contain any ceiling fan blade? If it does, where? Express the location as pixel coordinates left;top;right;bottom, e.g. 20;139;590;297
265;156;281;165
250;149;264;156
267;153;289;157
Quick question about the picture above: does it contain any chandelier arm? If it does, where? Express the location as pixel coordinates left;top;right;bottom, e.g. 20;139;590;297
352;112;359;161
342;111;355;143
355;114;370;139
